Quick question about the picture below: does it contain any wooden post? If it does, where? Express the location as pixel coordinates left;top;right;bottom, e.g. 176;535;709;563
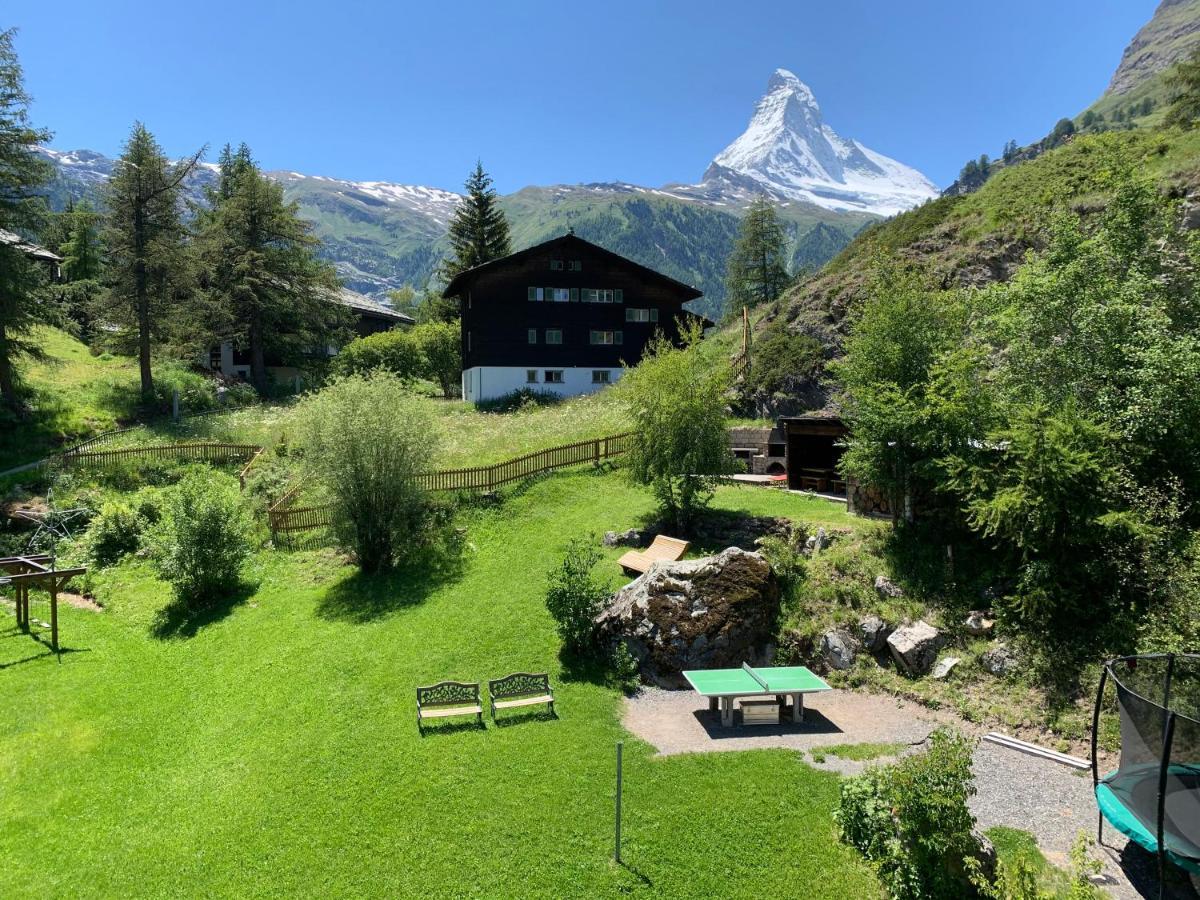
615;741;623;863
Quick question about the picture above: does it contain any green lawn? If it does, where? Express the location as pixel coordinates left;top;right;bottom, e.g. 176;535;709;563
0;472;876;898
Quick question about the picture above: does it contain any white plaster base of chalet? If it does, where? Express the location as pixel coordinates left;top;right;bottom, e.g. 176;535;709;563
462;366;623;402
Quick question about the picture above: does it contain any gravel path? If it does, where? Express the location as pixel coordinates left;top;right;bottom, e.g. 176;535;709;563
624;687;1200;899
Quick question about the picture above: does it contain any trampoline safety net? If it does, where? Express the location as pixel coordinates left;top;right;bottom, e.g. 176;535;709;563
1098;653;1200;873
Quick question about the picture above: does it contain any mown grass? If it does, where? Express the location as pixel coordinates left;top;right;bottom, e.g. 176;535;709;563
809;742;908;764
0;471;879;898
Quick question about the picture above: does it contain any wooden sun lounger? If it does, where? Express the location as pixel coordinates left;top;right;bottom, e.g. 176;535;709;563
618;535;690;574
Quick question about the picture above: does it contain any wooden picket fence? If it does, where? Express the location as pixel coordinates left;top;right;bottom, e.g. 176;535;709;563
59;442;263;469
267;432;636;538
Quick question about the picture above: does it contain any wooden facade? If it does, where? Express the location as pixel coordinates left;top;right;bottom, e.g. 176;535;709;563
444;233;705;401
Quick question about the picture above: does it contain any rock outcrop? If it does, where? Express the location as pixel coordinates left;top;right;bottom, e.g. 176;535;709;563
859;615;893;653
595;547;781;688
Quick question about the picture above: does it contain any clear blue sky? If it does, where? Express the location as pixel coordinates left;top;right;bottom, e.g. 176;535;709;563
11;0;1159;193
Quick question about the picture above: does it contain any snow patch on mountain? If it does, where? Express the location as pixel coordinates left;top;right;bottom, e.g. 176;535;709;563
690;68;938;216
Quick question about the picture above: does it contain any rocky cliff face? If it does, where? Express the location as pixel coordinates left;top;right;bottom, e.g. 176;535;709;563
1107;0;1200;96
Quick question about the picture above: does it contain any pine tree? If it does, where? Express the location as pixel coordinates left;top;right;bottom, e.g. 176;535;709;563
0;28;53;410
439;161;511;308
196;143;345;394
1166;47;1200;129
1002;140;1019;163
724;196;790;318
100;122;202;398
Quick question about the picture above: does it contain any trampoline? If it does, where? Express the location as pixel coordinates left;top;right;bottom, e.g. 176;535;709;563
1091;653;1200;895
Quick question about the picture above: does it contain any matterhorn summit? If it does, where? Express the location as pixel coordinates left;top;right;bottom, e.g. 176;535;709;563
698;68;938;216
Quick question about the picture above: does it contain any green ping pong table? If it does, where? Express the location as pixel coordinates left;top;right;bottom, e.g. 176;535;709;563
682;663;831;727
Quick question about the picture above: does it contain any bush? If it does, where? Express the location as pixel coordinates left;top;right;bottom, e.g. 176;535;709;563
411;321;461;399
331;328;424;382
544;536;607;654
294;373;438;574
84;500;144;567
836;728;984;900
474;388;563;413
153;472;251;608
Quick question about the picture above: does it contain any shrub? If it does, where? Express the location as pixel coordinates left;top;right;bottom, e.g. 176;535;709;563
411;320;461;399
293;372;438;574
474;388;563;413
153;472;251;608
544;536;607;654
84;500;144;567
619;321;734;532
331;328;424;382
836;728;983;900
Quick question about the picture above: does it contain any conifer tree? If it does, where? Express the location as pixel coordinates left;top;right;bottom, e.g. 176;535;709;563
0;28;53;410
57;200;104;342
724;196;790;317
100;122;202;398
439;161;511;311
196;143;344;394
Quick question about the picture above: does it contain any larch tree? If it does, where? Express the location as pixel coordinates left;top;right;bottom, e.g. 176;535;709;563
724;196;790;319
57;199;104;342
438;161;511;318
0;27;53;411
100;122;202;398
197;143;344;394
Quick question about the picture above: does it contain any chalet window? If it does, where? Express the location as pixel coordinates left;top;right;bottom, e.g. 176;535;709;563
568;260;582;271
545;329;563;345
583;289;615;303
590;330;623;345
528;287;539;301
529;287;571;302
528;329;537;344
545;370;564;384
592;370;611;384
550;259;564;271
625;308;659;323
526;370;538;383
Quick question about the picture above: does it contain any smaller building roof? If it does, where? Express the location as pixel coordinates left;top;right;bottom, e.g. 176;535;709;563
332;287;414;325
0;228;63;264
442;232;703;301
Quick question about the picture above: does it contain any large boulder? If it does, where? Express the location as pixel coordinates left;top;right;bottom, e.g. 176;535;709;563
887;621;946;676
594;547;781;688
964;610;995;637
859;615;893;653
820;630;858;671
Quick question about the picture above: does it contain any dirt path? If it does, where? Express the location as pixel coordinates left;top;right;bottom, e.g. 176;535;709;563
623;687;1200;899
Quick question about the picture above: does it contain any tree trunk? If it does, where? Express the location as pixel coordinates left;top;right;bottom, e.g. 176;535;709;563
248;314;268;396
0;324;16;410
134;204;153;399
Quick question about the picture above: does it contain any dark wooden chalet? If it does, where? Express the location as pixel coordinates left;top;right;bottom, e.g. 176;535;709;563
443;232;706;402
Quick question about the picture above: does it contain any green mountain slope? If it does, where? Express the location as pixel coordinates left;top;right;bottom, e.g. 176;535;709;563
776;127;1200;357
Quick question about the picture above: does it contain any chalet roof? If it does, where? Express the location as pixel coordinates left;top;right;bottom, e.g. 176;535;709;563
442;232;703;302
0;228;63;264
332;287;414;325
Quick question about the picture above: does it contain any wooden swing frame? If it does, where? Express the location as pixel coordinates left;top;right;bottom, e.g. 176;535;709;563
1;555;86;653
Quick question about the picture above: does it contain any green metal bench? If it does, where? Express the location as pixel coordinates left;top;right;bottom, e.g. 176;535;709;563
417;680;482;734
488;673;555;719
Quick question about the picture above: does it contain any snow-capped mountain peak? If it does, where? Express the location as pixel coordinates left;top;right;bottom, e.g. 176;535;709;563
700;69;937;216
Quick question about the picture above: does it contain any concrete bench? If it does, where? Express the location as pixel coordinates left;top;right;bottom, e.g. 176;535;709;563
417;680;482;734
489;672;555;719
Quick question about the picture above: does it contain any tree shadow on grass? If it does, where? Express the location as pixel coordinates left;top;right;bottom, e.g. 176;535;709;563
315;536;466;624
150;581;257;640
